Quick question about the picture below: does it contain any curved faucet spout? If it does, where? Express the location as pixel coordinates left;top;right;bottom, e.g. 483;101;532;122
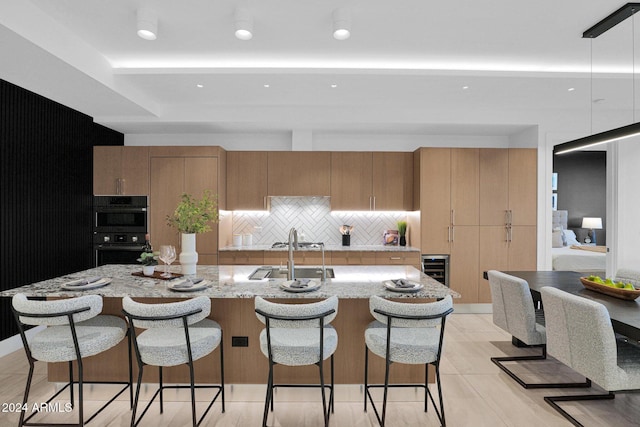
287;228;298;280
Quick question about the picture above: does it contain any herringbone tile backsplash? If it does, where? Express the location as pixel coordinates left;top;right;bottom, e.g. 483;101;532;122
232;197;407;245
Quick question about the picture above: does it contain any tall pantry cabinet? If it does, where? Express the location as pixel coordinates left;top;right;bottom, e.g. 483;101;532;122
149;147;226;266
416;147;536;304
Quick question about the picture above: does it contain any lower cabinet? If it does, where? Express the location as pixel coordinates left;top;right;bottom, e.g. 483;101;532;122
219;250;421;268
331;251;377;265
218;251;265;265
374;252;421;269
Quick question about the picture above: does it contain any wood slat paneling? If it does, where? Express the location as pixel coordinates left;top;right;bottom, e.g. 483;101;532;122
0;79;123;340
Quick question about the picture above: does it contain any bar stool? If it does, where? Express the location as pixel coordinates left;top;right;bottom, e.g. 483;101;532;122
254;295;338;427
11;293;131;427
487;270;590;389
122;296;224;427
364;295;453;427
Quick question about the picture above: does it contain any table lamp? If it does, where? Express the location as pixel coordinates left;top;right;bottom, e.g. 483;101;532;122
581;217;602;244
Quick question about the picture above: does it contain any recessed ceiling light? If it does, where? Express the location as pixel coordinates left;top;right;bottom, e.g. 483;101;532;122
331;84;338;88
263;84;270;88
568;87;576;92
196;84;204;88
462;85;469;90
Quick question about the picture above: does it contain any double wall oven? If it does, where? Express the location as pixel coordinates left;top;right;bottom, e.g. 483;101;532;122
93;195;148;266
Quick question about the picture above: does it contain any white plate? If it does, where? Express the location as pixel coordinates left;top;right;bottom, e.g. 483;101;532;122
383;279;423;293
280;279;321;293
168;279;211;292
61;278;112;290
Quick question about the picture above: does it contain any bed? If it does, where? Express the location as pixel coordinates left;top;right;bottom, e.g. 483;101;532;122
551;210;606;272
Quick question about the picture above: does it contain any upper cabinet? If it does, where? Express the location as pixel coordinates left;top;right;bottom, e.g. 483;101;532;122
267;152;331;196
226;151;268;210
93;146;149;195
330;151;413;210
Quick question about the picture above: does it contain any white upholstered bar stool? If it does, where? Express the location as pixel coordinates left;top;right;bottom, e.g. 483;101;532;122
122;296;224;427
364;295;453;427
541;286;640;427
11;293;131;427
254;295;338;427
487;270;590;389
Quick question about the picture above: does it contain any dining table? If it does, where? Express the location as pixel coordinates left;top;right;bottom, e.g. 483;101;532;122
499;270;640;342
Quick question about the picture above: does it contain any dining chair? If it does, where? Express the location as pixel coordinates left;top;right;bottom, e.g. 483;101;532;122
254;295;338;427
122;296;224;427
541;286;640;426
364;295;453;427
487;270;590;389
11;293;131;427
614;267;640;287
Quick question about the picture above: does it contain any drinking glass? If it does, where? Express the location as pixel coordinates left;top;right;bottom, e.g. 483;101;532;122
159;245;176;278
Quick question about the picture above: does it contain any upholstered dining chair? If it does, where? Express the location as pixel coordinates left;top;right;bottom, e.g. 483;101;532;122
11;293;131;427
254;295;339;427
541;286;640;426
122;296;225;427
487;270;590;389
364;295;453;427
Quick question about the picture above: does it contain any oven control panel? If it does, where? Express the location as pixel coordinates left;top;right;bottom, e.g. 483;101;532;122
94;232;146;246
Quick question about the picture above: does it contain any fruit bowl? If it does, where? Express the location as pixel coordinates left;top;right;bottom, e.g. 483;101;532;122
579;277;640;301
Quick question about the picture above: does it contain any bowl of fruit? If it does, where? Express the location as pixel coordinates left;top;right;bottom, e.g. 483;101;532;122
580;275;640;301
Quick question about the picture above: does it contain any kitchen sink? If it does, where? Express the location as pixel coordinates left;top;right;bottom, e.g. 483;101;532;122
249;266;335;280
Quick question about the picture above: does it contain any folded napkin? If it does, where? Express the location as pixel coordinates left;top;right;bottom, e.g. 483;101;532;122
171;278;205;289
289;279;311;288
392;279;415;288
66;276;102;287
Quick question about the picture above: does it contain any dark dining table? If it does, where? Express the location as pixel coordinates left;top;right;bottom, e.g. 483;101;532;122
501;271;640;342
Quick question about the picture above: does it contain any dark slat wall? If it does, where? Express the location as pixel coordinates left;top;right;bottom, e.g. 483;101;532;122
0;79;123;340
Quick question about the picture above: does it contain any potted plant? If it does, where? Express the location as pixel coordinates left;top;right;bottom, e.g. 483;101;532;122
138;251;158;276
397;220;407;246
166;190;219;274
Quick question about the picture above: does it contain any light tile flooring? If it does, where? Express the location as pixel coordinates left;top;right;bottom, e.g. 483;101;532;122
1;313;639;426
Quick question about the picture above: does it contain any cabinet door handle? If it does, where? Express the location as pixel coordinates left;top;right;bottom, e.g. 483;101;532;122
369;196;372;211
447;226;451;242
390;257;401;260
372;196;376;211
504;210;509;225
451;225;455;242
505;226;510;242
508;210;513;225
509;226;513;242
451;209;455;225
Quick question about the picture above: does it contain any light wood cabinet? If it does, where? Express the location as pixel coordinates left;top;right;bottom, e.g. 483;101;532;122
375;252;421;269
263;251;328;266
477;148;537;303
330;152;413;211
331;251;377;265
149;147;225;265
267;152;331;196
219;251;265;265
226;151;268;210
93;146;149;195
330;152;373;210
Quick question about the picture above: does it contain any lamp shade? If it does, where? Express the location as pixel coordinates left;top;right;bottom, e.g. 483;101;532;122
582;217;602;229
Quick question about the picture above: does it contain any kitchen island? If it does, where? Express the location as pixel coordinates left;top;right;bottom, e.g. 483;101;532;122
1;264;458;385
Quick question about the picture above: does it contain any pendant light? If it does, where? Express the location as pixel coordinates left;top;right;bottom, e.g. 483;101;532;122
555;3;640;155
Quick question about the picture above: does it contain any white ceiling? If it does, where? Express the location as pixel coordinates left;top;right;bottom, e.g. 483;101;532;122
2;0;640;140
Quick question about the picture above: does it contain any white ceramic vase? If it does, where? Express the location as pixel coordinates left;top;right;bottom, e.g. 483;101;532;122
179;233;198;275
143;265;156;276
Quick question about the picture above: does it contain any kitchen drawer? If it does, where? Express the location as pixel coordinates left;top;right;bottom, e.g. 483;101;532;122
219;251;264;265
375;252;421;268
264;251;328;266
331;251;377;265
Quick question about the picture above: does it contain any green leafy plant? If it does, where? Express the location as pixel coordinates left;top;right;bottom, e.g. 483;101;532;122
166;190;219;234
397;220;407;236
138;251;158;266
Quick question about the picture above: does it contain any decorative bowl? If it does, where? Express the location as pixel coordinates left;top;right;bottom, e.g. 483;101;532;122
579;277;640;301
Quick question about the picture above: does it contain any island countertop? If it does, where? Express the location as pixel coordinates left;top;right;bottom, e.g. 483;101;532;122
0;264;458;300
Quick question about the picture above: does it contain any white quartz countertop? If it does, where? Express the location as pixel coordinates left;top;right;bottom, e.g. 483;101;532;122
219;244;420;252
1;264;458;300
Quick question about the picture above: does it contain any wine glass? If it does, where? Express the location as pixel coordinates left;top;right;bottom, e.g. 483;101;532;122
159;245;176;278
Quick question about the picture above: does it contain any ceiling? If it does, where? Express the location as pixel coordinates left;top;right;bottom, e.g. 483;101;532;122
2;0;640;139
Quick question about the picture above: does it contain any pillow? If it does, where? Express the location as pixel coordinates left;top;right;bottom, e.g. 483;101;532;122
552;230;564;248
563;229;580;246
553;226;567;246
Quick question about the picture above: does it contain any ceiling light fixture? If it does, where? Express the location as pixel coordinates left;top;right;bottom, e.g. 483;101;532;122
332;8;351;40
555;3;640;155
136;8;158;41
568;87;575;91
235;7;253;40
331;84;338;88
196;84;204;88
263;84;270;88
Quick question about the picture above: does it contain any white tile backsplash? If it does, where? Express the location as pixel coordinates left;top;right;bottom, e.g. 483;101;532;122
232;197;407;245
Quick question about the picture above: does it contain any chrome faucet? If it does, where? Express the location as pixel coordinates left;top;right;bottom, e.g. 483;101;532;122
287;227;298;280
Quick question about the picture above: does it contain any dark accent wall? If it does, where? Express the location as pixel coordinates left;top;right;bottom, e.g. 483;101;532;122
0;79;123;340
553;151;607;244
